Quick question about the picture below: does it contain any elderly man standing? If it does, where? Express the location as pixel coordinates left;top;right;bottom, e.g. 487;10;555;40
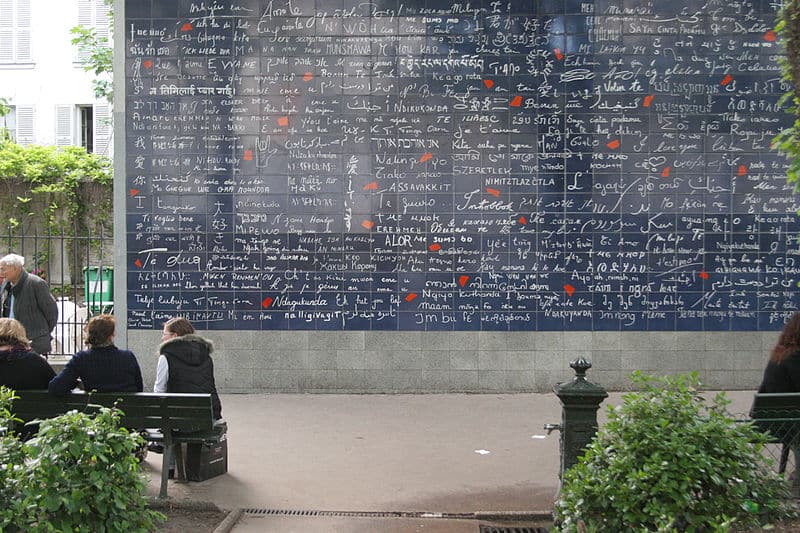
0;254;58;356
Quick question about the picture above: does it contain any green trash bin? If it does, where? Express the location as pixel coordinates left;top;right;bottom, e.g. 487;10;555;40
83;266;113;315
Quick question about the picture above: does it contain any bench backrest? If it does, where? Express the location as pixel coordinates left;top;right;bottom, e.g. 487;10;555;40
9;391;214;433
750;392;800;444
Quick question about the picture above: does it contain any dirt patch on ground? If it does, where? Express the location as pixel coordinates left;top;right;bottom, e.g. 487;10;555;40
149;501;229;532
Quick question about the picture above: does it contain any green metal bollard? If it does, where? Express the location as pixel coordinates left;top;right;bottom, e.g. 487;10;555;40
545;357;608;482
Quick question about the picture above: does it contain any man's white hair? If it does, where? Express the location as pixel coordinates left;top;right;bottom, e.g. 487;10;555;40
0;254;25;268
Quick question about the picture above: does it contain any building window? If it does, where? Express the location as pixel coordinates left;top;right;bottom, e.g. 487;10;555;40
55;104;110;154
79;105;93;153
1;105;15;141
0;0;32;64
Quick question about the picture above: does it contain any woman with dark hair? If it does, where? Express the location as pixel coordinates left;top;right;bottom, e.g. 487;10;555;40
155;317;222;419
49;314;143;394
758;312;800;392
0;317;55;390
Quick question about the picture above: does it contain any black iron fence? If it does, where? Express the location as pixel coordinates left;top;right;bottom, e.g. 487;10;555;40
0;225;114;357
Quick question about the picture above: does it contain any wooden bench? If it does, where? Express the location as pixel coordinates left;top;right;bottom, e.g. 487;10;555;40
748;392;800;494
7;390;223;498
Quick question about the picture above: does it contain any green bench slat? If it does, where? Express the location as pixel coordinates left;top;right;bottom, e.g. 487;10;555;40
751;393;800;442
751;393;800;414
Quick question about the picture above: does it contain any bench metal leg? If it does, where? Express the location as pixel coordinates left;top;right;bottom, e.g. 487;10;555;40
792;445;800;498
175;443;187;482
159;443;172;499
780;444;790;474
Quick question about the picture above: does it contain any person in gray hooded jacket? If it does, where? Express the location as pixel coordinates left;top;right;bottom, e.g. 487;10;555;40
154;316;222;419
0;254;58;356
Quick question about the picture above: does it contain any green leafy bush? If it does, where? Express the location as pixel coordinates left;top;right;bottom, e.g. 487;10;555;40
554;372;794;532
0;387;25;527
0;142;111;228
0;386;164;532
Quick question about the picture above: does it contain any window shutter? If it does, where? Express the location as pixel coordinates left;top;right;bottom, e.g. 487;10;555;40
93;103;111;155
0;0;13;62
15;27;28;60
16;0;28;25
94;0;109;43
77;0;91;26
55;105;74;146
0;28;12;62
15;0;28;61
75;0;92;62
15;105;33;145
0;0;12;28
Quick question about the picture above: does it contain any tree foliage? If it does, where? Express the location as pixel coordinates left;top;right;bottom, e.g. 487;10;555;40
70;0;114;104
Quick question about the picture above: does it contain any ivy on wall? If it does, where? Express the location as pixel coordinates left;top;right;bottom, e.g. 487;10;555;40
0;141;112;230
774;1;800;185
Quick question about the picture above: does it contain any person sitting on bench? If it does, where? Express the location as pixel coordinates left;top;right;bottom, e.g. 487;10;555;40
49;314;143;394
0;317;55;390
154;317;222;419
149;317;223;466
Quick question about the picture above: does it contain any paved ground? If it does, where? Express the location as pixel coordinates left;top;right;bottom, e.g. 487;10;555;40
140;390;757;531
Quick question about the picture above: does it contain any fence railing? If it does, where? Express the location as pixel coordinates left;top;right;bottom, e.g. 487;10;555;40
0;225;114;357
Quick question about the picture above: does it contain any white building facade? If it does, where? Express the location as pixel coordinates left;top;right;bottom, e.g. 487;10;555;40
0;0;110;154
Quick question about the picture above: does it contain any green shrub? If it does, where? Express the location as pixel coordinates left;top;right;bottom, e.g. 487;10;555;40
0;387;24;528
554;372;794;532
0;142;111;228
0;387;164;532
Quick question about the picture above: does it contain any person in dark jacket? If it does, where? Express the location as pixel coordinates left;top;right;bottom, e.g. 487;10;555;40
0;317;55;390
155;317;222;419
0;254;58;356
759;311;800;393
49;314;143;394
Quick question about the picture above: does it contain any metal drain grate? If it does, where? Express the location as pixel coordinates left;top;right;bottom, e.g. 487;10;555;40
479;527;548;533
243;509;405;518
243;508;551;529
